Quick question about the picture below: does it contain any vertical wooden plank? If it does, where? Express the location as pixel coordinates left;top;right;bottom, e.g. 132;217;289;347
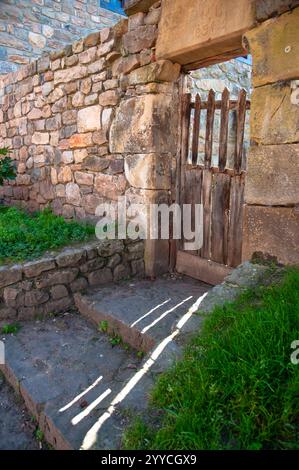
219;87;230;172
211;173;231;264
227;174;245;267
183;168;202;254
201;169;212;259
191;94;201;165
179;93;191;249
234;89;247;174
204;89;215;169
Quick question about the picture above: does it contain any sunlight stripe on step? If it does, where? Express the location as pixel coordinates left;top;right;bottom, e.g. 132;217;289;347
141;296;193;334
80;291;208;450
59;376;103;413
130;298;171;328
71;388;112;425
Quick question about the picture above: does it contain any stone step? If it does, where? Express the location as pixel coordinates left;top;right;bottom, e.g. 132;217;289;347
74;277;210;353
0;277;211;450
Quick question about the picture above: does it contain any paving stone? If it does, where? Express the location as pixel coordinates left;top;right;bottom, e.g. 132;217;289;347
75;277;210;352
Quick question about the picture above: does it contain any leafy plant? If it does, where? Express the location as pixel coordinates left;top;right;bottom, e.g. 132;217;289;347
1;323;21;334
0;148;16;186
110;334;122;346
35;428;44;442
98;320;109;333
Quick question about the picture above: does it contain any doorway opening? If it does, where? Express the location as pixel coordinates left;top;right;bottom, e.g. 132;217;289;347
175;57;252;285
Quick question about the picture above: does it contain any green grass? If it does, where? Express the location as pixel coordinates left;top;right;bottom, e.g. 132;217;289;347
1;322;21;334
0;206;94;264
123;267;299;450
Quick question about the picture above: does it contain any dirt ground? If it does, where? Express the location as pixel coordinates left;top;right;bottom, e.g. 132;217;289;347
0;373;39;450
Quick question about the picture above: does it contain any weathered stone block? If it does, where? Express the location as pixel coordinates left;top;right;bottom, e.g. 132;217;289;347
129;60;180;85
125;153;171;190
244;7;299;87
65;182;81;206
245;144;299;205
113;263;130;281
24;289;49;307
69;133;93;148
70;276;88;293
98;240;124;257
110;94;178;154
92;129;108;145
82;156;109;172
58;166;72;183
74;171;94;186
84;31;101;48
123;25;157;54
50;284;69;300
36;268;79;288
250;83;299;145
94;173;126;200
88;267;112;286
242;205;299;265
54;65;87;85
0;265;22;288
43;296;72;314
256;0;299;22
3;287;22;308
98;90;120;107
80;257;105;273
77;105;102;132
56;248;85;267
112;54;140;76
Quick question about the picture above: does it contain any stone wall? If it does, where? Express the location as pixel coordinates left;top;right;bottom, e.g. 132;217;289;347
190;59;251;100
0;1;180;275
242;6;299;265
0;238;144;322
0;0;122;75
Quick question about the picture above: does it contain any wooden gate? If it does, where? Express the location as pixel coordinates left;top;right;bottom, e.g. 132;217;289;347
175;88;250;285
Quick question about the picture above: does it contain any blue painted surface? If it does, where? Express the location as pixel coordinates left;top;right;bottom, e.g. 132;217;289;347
100;0;126;15
236;55;252;65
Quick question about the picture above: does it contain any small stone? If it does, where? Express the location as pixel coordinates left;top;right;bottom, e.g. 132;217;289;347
128;12;145;31
82;156;109;172
84;93;98;106
98;90;120;107
92;129;107;145
62;151;74;164
88;267;112;286
58;166;72;183
65;182;81;206
74;148;88;163
95;173;126;200
69;133;93;148
77;105;102;132
112;55;140;77
80;77;92;95
54;65;87;85
123;25;157;54
32;132;49;144
28;32;46;49
62;110;77;125
72;39;84;54
75;171;94;186
25;289;49;307
78;47;97;64
72;91;85;108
